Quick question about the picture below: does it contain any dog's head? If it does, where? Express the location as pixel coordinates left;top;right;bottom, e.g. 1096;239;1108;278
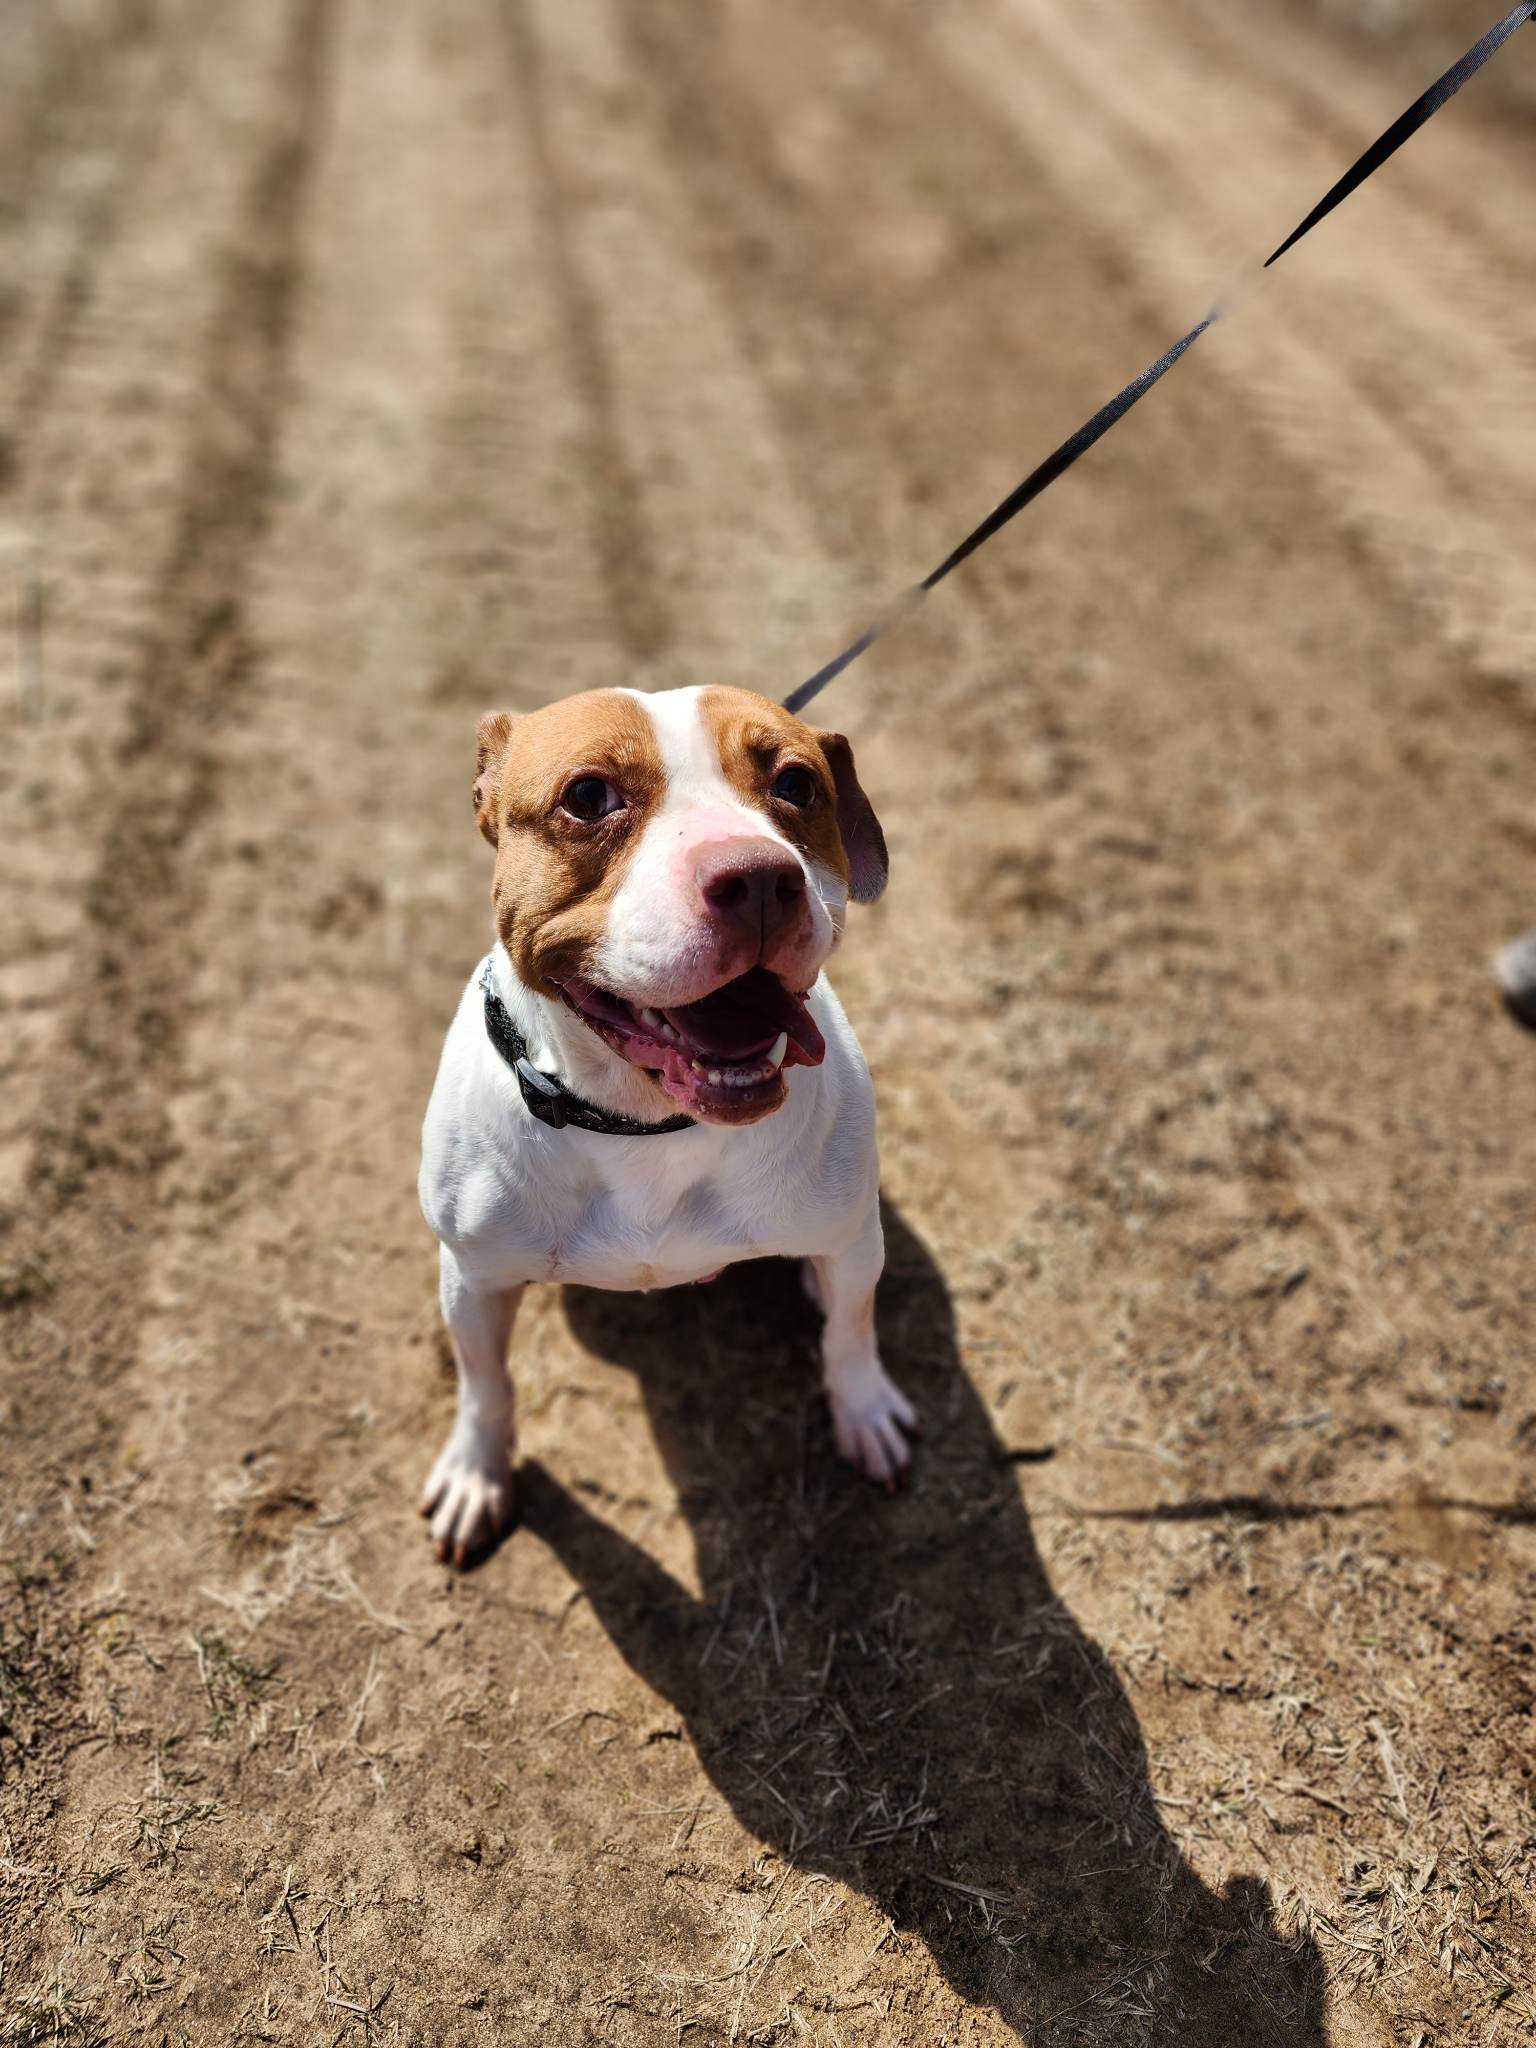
472;685;886;1126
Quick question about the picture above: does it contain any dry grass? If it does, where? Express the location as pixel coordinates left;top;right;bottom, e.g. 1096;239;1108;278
0;1573;79;1761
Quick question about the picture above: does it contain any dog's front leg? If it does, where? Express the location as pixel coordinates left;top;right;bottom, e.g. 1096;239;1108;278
810;1206;918;1490
421;1245;521;1565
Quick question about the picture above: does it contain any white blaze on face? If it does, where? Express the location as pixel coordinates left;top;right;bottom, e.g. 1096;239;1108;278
590;687;844;1007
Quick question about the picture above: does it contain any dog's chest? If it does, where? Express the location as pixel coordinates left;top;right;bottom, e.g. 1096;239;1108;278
554;1171;746;1290
467;1145;792;1292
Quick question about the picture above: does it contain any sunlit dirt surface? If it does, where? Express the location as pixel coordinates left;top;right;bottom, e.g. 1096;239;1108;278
2;1;1535;2041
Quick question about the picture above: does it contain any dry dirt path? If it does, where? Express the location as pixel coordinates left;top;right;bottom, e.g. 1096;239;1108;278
2;1;1535;2043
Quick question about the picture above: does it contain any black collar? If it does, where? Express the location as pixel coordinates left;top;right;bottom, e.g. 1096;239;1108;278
480;959;695;1138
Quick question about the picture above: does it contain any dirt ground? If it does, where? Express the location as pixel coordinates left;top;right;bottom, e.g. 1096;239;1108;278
3;0;1536;2041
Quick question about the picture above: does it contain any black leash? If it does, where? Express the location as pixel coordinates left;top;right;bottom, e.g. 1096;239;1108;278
784;0;1536;717
480;958;695;1137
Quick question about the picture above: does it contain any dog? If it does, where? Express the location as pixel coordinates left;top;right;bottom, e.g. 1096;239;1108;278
417;685;917;1565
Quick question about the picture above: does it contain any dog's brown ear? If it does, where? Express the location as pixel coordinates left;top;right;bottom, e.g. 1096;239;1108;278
472;712;517;846
813;730;887;905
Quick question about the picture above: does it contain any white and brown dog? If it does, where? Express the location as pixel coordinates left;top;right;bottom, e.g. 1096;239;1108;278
418;685;916;1565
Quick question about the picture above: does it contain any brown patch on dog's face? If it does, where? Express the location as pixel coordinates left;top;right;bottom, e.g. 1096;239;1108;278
473;691;666;996
697;687;888;905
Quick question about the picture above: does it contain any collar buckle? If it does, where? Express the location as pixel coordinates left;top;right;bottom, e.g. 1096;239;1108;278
514;1055;567;1130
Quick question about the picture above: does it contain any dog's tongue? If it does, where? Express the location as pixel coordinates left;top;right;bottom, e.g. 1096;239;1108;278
661;968;824;1065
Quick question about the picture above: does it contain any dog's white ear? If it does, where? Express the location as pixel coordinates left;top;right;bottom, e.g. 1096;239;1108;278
814;730;888;904
473;712;517;847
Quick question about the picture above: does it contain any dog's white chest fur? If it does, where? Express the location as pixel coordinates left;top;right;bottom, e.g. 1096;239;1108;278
419;961;879;1294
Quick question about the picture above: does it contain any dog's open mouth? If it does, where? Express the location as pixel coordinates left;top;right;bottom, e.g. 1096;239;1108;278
560;966;825;1121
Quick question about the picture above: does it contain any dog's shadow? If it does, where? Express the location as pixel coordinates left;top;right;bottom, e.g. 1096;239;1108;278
520;1204;1326;2042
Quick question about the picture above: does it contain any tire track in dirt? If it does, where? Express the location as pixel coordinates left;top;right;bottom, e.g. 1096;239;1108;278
0;0;335;2003
1021;0;1536;505
0;4;202;483
0;18;148;475
0;3;162;227
0;0;324;1205
495;0;672;665
908;0;1536;1374
508;0;860;690
1177;0;1536;288
933;0;1536;687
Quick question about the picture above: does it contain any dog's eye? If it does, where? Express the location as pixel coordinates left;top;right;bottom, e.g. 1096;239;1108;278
771;765;816;809
560;776;623;823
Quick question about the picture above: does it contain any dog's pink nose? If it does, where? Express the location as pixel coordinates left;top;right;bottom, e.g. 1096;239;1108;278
694;838;806;941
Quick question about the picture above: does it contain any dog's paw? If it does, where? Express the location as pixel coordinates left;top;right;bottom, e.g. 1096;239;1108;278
828;1371;919;1492
419;1432;516;1568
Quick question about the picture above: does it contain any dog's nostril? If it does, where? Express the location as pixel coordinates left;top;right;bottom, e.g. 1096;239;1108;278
775;869;805;903
705;873;751;912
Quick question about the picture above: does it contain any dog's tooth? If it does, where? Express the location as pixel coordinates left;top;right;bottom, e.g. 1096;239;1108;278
660;1022;680;1042
767;1031;788;1071
722;1064;767;1088
709;1068;723;1085
691;1058;708;1074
